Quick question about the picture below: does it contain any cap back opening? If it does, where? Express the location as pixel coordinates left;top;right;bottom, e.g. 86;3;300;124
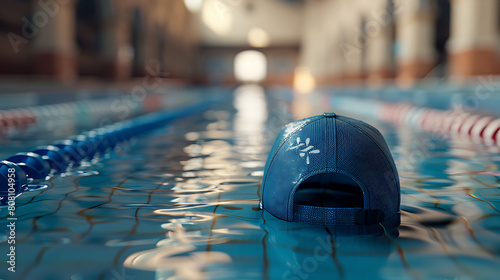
294;173;364;208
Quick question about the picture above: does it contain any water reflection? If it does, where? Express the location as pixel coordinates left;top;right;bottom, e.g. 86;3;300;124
118;89;500;279
233;84;268;159
122;87;401;279
124;85;273;278
389;120;500;279
7;88;500;279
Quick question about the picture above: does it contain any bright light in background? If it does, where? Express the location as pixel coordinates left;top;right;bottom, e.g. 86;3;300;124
202;0;232;35
247;27;270;48
184;0;203;13
293;66;316;94
234;50;267;83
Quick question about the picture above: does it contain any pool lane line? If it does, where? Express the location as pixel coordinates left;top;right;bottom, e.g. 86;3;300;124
0;98;221;204
72;176;132;243
455;215;500;260
426;225;477;277
11;177;83;279
380;223;412;273
205;192;222;254
466;188;500;214
110;175;171;272
15;241;54;280
324;227;345;280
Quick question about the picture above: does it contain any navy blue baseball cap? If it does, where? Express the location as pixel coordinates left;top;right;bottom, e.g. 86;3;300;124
261;112;400;231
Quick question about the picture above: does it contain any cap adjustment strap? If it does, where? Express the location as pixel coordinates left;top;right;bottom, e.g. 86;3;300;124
354;209;385;225
293;204;384;226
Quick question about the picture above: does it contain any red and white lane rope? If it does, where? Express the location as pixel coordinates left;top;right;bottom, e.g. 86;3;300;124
0;90;195;135
323;95;500;147
380;103;500;146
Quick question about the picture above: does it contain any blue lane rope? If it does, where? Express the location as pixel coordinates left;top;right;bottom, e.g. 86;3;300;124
0;99;218;204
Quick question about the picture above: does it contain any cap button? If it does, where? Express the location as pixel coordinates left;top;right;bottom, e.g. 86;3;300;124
323;112;336;118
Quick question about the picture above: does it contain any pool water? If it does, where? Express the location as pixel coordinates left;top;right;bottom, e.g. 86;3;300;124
1;85;500;280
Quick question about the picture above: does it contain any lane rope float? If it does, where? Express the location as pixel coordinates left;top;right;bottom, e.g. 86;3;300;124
0;99;218;204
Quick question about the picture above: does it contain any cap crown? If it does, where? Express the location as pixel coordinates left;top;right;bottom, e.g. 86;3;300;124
261;113;400;227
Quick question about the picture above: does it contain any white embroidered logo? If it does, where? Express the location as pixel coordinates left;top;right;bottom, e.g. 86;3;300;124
288;137;320;164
